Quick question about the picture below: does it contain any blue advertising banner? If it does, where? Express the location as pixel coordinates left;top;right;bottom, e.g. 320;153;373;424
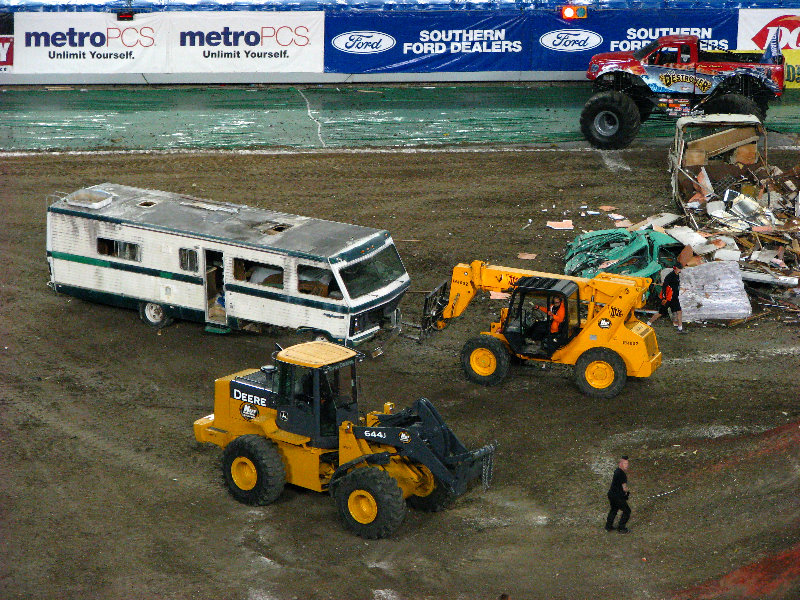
531;9;740;72
325;10;739;74
325;12;529;73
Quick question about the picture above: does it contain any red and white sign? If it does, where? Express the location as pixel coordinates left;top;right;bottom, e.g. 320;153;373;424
13;11;324;74
737;9;800;50
0;35;14;72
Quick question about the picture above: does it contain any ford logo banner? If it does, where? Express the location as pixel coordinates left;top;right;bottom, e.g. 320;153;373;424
539;29;603;53
332;31;396;54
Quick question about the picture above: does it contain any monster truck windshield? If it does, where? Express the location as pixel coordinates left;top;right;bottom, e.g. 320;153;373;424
339;244;406;299
633;40;660;61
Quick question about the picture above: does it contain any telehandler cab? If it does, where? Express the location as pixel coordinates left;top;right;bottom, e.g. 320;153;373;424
420;261;662;399
193;341;496;539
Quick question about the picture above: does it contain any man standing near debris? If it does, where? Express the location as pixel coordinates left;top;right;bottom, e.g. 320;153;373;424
605;455;631;533
647;264;684;333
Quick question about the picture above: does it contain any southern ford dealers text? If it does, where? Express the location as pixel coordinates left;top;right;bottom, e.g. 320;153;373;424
405;29;521;54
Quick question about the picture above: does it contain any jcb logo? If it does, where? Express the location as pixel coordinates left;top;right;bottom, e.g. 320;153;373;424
610;307;623;318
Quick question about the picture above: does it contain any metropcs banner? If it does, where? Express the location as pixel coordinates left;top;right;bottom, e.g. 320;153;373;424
13;12;324;73
738;9;800;88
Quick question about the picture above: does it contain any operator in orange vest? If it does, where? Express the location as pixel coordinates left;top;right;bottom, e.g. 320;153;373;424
529;295;566;340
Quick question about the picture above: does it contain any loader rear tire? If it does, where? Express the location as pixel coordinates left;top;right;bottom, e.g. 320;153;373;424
334;467;407;539
222;435;286;506
461;336;510;386
574;348;627;399
408;481;454;512
580;91;641;150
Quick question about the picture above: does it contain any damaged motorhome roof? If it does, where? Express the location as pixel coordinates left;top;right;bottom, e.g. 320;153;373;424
49;183;390;262
675;114;765;129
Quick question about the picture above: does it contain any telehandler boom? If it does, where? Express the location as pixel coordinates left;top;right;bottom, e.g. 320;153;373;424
422;260;662;398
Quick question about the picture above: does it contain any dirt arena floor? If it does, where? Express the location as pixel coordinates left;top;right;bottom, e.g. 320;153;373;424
2;146;800;600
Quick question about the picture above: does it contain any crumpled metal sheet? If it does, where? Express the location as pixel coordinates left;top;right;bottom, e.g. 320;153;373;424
680;261;752;321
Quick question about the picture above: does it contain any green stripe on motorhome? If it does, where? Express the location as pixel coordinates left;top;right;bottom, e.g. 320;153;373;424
227;279;409;314
48;205;328;262
48;251;203;285
226;284;348;314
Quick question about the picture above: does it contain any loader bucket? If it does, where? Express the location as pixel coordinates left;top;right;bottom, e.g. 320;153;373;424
376;398;497;496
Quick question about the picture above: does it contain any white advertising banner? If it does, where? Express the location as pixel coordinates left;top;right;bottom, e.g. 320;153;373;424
13;11;324;74
737;9;800;50
738;10;800;88
15;12;168;74
169;12;323;73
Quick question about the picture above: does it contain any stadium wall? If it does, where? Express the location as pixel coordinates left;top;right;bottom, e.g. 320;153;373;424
0;7;798;87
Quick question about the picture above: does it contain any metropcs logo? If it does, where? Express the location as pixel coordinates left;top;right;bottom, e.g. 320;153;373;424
539;29;602;52
752;15;800;50
332;31;396;54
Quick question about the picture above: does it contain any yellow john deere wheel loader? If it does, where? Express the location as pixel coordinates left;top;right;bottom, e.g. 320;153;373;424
418;260;662;399
193;341;496;539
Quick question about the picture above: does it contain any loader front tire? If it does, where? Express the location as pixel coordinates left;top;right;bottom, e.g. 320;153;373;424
408;481;454;512
461;336;510;386
580;91;641;149
574;348;627;399
222;435;286;506
334;467;407;539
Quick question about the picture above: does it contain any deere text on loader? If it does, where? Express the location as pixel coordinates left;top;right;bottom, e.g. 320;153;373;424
421;261;662;399
194;341;496;538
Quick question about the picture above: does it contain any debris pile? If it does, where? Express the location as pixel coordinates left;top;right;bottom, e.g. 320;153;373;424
670;114;800;296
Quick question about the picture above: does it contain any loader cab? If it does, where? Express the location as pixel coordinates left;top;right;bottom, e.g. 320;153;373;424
503;277;581;357
273;341;362;449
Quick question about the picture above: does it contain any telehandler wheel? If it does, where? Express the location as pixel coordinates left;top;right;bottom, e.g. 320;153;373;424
334;467;407;539
222;435;286;506
574;348;627;399
139;301;174;329
461;336;510;386
408;481;454;512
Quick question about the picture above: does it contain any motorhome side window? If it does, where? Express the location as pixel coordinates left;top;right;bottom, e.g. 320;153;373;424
233;258;284;289
297;264;342;299
97;237;141;262
179;248;198;272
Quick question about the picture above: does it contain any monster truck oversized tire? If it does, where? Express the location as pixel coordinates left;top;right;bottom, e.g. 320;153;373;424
703;93;765;122
580;91;641;150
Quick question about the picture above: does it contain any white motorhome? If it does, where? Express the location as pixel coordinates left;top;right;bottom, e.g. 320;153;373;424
46;184;410;345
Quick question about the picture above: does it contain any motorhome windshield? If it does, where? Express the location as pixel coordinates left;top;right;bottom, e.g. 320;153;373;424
339;244;406;299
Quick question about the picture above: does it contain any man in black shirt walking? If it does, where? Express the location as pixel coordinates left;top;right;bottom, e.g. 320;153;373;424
605;455;631;533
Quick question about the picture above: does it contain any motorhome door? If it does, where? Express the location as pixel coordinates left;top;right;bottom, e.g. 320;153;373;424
204;250;226;324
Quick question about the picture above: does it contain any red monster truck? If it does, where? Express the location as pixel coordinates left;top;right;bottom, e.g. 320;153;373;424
580;35;785;149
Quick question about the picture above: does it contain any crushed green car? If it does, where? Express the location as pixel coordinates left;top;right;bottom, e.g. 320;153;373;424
564;228;684;281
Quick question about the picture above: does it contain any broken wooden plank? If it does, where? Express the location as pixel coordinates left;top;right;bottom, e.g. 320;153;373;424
727;310;770;327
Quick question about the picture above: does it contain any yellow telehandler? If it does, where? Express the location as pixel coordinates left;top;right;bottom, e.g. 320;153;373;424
194;340;496;538
418;260;662;398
